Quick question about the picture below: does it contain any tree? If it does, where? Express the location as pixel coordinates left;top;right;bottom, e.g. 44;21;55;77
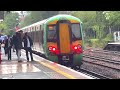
71;11;96;38
0;22;7;34
39;11;59;19
19;11;59;28
2;12;19;35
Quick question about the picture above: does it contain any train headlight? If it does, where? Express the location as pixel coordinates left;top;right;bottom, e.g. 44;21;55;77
74;46;78;50
52;47;56;51
48;46;53;51
48;46;59;55
72;45;82;54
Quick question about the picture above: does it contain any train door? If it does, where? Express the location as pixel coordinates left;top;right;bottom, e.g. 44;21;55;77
59;23;70;54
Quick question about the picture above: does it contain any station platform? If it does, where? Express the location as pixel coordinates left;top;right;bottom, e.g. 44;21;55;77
0;47;94;79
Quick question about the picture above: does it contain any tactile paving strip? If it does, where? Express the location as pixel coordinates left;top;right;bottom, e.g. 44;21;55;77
32;62;68;79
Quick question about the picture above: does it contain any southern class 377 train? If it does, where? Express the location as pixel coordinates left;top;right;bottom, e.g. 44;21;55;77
17;14;84;68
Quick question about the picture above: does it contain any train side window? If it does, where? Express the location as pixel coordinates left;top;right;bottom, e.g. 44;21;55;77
41;30;44;44
71;23;82;40
40;25;41;31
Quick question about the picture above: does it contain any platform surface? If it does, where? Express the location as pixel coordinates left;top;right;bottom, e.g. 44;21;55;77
0;47;93;79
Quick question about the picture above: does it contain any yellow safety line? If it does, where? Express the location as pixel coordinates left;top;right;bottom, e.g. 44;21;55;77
34;58;76;79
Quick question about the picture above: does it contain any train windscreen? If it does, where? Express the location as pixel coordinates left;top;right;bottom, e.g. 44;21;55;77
47;25;57;42
71;23;82;40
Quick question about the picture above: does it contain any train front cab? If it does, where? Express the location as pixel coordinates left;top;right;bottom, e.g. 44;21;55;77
46;16;83;67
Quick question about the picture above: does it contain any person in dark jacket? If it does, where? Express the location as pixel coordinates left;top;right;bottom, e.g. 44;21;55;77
3;36;8;56
4;35;13;60
13;32;23;62
23;32;33;62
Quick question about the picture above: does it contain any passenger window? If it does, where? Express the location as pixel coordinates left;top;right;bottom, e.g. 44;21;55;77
41;31;44;44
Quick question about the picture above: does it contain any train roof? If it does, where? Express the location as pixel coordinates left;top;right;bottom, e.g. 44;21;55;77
18;19;47;31
45;14;82;24
18;14;82;32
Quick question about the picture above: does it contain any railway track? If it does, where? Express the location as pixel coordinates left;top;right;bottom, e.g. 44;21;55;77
83;49;120;70
68;66;111;79
83;57;120;71
83;55;120;64
81;60;120;79
78;68;112;79
32;49;119;79
84;49;120;62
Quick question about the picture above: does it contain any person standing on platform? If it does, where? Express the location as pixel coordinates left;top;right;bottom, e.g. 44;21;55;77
23;32;33;62
4;35;12;60
3;35;8;56
13;32;23;62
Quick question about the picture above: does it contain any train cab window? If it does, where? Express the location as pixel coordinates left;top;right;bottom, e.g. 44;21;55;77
71;23;82;40
47;25;57;42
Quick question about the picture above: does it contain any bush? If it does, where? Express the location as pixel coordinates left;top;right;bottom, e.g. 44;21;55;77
104;34;113;42
84;33;113;48
84;39;92;47
84;39;108;48
90;39;100;48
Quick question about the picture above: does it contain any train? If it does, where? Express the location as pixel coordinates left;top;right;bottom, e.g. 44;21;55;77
17;14;84;68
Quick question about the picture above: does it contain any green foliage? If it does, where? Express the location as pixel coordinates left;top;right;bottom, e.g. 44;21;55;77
90;39;99;47
0;22;7;30
71;11;96;30
41;11;59;19
71;11;96;22
104;11;120;26
1;12;19;35
2;11;120;49
85;36;113;48
103;33;113;42
4;12;19;29
20;14;32;28
84;39;92;47
85;39;106;48
72;11;114;48
20;11;59;28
